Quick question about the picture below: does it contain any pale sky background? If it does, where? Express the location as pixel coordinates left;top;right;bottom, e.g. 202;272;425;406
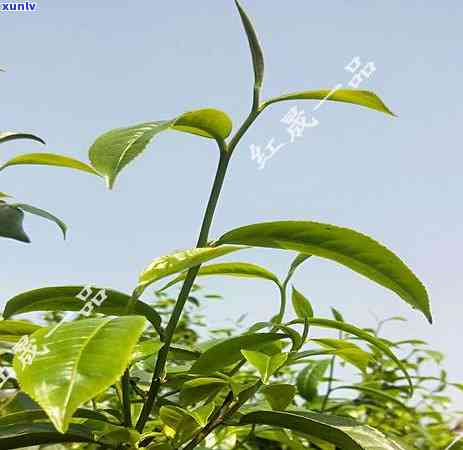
1;1;462;408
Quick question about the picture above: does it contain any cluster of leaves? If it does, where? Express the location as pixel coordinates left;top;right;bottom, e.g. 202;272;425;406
1;1;461;449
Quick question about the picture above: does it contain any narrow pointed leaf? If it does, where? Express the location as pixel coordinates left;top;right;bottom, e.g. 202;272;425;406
0;132;45;145
0;320;42;343
0;204;30;243
137;246;243;295
88;109;232;188
158;261;280;292
0;423;97;449
13;203;66;239
263;89;394;116
190;333;286;374
286;253;311;283
2;286;162;336
215;221;431;322
331;385;409;410
291;287;313;319
14;316;146;433
234;0;264;89
0;153;100;176
240;410;407;450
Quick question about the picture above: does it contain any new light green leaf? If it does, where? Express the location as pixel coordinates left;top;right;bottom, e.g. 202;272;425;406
241;350;288;384
13;203;67;239
158;261;280;292
88;109;232;188
14;316;146;433
0;132;46;145
0;153;100;176
291;287;314;319
0;320;42;343
261;384;296;411
240;410;407;450
190;333;286;374
234;0;264;89
3;285;162;336
263;89;395;116
215;221;431;323
0;204;30;243
137;245;243;295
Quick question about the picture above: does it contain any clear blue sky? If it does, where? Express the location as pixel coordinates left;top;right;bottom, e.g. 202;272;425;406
2;1;462;407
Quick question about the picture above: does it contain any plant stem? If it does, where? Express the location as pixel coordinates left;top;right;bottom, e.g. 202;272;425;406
136;151;230;432
121;369;132;427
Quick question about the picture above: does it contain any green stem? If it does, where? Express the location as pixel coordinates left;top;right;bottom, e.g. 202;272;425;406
275;283;287;324
135;151;230;432
121;369;132;428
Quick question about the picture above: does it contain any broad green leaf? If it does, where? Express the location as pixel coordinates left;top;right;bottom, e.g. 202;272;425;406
3;285;162;335
180;377;227;405
88;109;232;188
215;221;431;323
190;333;286;373
311;339;371;372
263;89;395;116
0;409;112;426
14;316;146;433
137;246;243;295
241;350;287;384
234;0;264;89
240;410;407;450
331;385;409;410
158;262;280;292
171;109;232;140
0;423;97;450
261;384;296;410
0;192;10;198
0;132;45;145
13;203;67;239
291;287;313;319
0;204;30;242
0;320;42;343
132;339;163;362
296;360;330;401
159;406;200;445
290;317;413;393
190;402;215;427
0;153;100;176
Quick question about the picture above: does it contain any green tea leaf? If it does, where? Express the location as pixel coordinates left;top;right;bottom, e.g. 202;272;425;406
234;0;264;90
0;153;100;176
296;360;330;401
190;333;286;374
13;203;67;239
261;384;296;411
3;286;162;336
14;316;146;433
216;221;431;323
241;350;288;384
0;132;45;145
263;89;394;116
88;109;232;188
158;261;280;292
0;320;42;343
137;246;243;295
240;410;408;450
291;287;313;319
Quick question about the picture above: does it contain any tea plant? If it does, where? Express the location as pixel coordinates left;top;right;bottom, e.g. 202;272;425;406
0;1;449;449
